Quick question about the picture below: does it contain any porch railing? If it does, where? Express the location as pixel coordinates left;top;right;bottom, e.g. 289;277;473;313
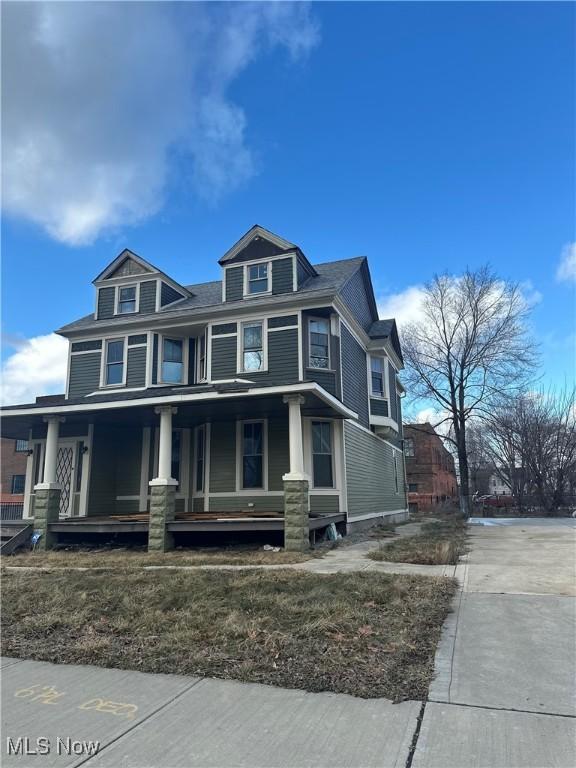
0;502;24;520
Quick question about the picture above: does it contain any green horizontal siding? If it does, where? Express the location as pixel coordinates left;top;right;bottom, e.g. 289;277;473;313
127;347;147;388
272;257;294;294
68;353;101;398
310;495;340;514
139;281;157;313
225;266;243;302
208;496;284;513
209;422;236;492
211;337;237;379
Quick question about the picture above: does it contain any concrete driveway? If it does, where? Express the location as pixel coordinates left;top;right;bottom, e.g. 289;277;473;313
413;517;576;768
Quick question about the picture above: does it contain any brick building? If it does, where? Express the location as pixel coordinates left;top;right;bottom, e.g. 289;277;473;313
403;423;457;512
1;437;29;516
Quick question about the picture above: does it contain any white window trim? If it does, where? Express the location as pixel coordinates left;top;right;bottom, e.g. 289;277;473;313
303;417;342;492
237;319;268;374
236;418;268;492
243;261;272;298
369;354;389;400
157;334;188;386
100;336;128;388
114;283;140;316
307;316;331;371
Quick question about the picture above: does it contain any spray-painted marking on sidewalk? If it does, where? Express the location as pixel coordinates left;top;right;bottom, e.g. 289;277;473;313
14;682;139;719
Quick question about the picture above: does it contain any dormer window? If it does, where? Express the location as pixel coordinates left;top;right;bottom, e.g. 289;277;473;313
246;263;269;295
117;285;137;314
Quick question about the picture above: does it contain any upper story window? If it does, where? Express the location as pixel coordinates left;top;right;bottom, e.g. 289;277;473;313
15;439;29;453
246;263;269;295
104;338;125;386
117;285;137;314
370;356;386;397
11;475;25;494
404;438;415;457
161;338;184;384
241;322;264;371
197;331;207;382
309;318;330;369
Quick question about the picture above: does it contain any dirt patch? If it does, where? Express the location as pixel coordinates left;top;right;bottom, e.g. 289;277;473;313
367;518;468;566
1;569;456;701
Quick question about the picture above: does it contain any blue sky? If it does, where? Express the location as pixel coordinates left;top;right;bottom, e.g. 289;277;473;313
2;1;574;403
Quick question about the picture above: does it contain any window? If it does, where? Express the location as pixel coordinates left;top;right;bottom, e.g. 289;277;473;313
171;431;181;486
404;438;415;457
242;322;264;371
11;475;25;494
242;422;263;488
105;339;124;385
197;331;207;381
312;421;334;488
408;483;418;492
15;439;28;452
309;318;329;369
247;263;269;294
76;442;84;492
195;427;205;492
117;285;137;314
371;357;385;397
161;338;184;383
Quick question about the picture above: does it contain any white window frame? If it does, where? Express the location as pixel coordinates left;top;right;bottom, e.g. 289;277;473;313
238;319;268;374
114;283;140;315
303;418;343;494
196;330;208;383
236;419;268;492
157;334;188;386
193;425;206;496
307;316;331;370
100;336;127;388
243;261;271;298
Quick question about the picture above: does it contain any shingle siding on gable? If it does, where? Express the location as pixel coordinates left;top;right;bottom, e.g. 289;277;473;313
225;266;244;302
68;352;101;398
139;281;157;313
97;287;115;319
339;264;375;331
272;258;293;294
341;325;369;427
126;347;147;388
160;282;183;307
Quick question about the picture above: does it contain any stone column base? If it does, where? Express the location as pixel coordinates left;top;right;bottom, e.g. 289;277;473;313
148;482;176;552
33;486;61;550
283;479;310;551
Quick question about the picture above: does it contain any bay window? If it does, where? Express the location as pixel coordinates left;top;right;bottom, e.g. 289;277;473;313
371;356;386;397
309;318;329;369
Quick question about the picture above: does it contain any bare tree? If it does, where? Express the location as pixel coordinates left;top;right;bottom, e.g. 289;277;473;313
402;266;537;515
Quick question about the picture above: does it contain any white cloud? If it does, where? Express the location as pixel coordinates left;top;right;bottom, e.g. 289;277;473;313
1;334;68;405
377;285;427;332
556;243;576;283
2;2;319;245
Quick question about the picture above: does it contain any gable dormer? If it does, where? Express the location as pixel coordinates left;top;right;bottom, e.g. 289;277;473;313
93;249;190;320
219;225;317;302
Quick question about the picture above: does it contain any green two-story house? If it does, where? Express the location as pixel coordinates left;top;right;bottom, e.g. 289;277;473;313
1;225;407;550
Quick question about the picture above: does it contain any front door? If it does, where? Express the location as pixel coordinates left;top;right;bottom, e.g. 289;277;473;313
55;441;76;517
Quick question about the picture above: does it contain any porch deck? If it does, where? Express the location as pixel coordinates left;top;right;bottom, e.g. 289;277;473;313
48;511;345;534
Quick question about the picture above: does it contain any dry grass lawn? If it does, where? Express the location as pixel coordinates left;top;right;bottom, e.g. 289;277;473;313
2;546;314;569
367;518;468;566
1;569;456;701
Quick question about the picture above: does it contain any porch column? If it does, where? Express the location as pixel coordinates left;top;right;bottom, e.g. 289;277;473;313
33;416;64;550
148;406;178;552
282;394;310;551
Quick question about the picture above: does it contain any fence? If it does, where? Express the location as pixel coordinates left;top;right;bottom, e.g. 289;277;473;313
0;502;24;521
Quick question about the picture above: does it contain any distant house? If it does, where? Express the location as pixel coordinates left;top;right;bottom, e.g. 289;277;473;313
0;437;29;518
1;225;408;551
487;473;513;496
403;423;457;512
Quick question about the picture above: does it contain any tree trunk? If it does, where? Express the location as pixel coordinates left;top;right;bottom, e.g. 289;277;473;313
455;421;471;517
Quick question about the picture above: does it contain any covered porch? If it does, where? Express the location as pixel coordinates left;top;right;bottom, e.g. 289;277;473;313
1;382;354;551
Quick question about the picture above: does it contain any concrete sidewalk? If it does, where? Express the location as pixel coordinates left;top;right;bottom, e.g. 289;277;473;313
1;657;418;768
412;517;576;768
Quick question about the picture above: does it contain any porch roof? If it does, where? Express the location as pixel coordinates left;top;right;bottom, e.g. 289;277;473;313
0;382;357;438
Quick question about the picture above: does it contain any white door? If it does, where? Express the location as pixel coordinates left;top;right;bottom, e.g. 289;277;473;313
55;441;76;517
